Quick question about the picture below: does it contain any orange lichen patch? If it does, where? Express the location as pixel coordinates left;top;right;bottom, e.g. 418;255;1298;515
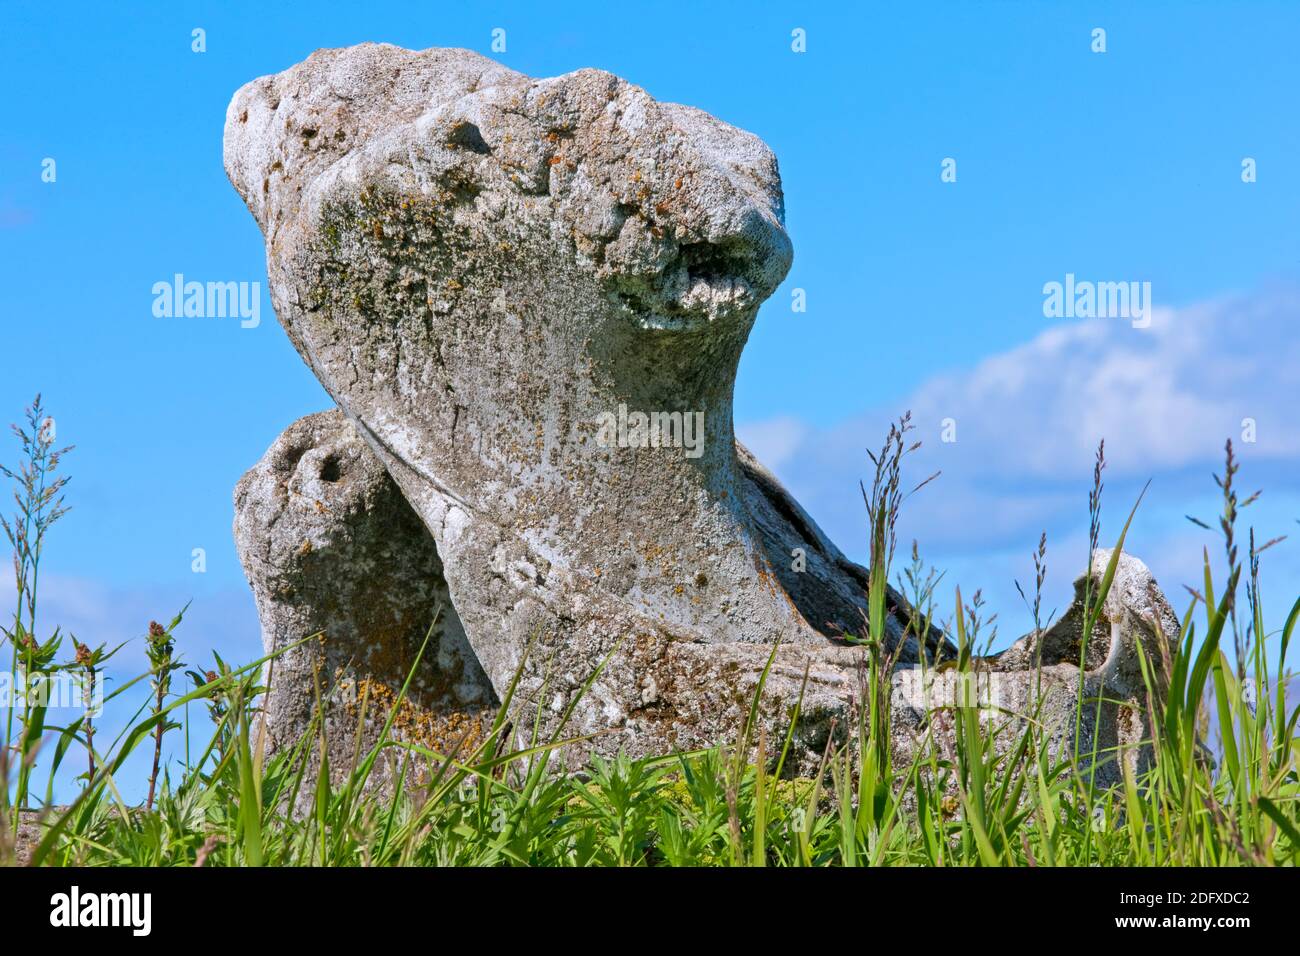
352;677;489;756
638;540;679;579
751;558;778;597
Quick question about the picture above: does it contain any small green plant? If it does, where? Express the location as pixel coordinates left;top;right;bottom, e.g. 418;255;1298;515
1;396;73;827
144;612;186;812
69;638;124;783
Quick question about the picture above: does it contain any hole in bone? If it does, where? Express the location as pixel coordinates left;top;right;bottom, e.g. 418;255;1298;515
679;238;754;286
446;120;490;155
319;454;343;483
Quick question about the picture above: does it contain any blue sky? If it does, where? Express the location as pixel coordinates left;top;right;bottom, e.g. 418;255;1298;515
3;1;1300;798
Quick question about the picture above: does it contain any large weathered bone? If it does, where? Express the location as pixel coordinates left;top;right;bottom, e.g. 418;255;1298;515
225;46;1176;775
223;44;941;754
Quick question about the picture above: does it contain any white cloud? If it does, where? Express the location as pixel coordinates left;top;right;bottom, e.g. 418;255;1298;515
903;287;1300;480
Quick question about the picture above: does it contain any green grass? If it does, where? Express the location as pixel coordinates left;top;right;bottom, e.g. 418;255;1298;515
1;404;1297;867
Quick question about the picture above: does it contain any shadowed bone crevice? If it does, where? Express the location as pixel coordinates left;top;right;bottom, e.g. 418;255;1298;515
225;44;1178;775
